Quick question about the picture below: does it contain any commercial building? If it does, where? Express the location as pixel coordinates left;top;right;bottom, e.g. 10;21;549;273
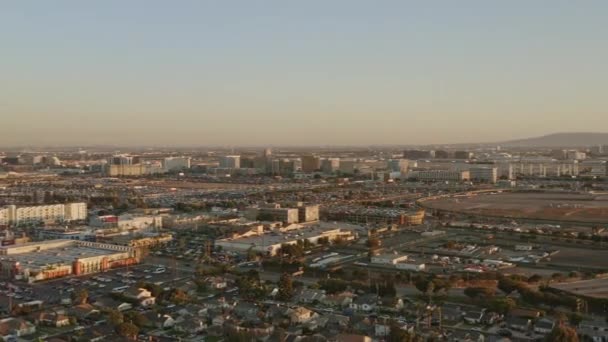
0;203;87;226
395;262;426;271
408;170;470;182
215;224;355;256
371;254;409;265
321;158;340;174
301;155;321;173
163;157;191;172
454;151;473;160
403;150;433;160
219;155;241;169
0;240;136;283
298;205;320;223
469;167;498;183
387;159;409;174
257;208;299;224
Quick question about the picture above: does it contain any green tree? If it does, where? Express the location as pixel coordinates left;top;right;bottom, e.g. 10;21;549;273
71;288;88;305
107;309;124;326
464;286;495;300
488;297;516;314
116;322;139;339
278;272;294;301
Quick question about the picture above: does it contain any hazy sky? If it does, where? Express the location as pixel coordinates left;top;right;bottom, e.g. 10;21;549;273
2;1;607;146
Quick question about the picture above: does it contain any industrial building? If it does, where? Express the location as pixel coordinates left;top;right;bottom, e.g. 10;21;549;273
371;254;409;265
0;240;137;283
0;202;87;226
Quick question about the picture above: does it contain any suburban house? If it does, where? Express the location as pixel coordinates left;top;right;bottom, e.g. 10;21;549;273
0;318;36;340
349;294;377;312
508;316;531;331
534;318;555;334
123;287;156;307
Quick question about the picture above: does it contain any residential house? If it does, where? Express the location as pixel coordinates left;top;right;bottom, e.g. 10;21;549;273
336;334;372;342
143;312;175;329
349;294;377;312
322;291;355;308
289;306;317;324
374;323;390;337
534;318;555;334
123;287;156;307
174;317;207;334
508;316;531;331
509;308;542;319
93;298;133;312
233;302;259;319
441;305;464;322
295;288;327;304
481;311;501;325
464;310;485;325
29;310;70;327
70;303;100;321
0;318;36;340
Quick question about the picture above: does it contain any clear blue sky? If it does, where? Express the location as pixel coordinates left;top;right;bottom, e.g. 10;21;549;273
1;1;607;146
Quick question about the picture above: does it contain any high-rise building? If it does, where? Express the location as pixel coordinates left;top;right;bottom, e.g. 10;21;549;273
434;150;449;159
302;155;321;173
163;157;191;172
321;158;340;174
0;203;87;226
387;159;409;174
219;155;241;169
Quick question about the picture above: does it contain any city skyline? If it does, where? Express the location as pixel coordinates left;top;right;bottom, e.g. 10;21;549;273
2;1;608;146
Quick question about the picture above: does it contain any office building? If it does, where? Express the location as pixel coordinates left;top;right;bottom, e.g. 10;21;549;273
454;151;473;159
409;170;470;182
302;155;321;173
434;150;449;159
403;150;433;160
219;155;241;169
387;159;409;174
298;205;320;223
163;157;191;172
321;158;340;174
469;167;498;183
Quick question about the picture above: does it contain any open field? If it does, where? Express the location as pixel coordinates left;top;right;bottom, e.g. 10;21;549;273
422;191;608;224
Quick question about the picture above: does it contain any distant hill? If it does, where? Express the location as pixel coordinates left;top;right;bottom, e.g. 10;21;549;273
499;132;608;147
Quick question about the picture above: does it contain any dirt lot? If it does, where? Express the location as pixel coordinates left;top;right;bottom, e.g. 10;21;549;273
423;192;608;223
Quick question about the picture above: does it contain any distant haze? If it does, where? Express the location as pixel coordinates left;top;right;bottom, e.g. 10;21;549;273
1;1;608;146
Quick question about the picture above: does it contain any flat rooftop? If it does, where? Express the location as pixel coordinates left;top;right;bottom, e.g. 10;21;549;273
221;224;347;247
550;278;608;299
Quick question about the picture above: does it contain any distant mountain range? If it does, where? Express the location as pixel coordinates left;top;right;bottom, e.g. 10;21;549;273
497;132;608;148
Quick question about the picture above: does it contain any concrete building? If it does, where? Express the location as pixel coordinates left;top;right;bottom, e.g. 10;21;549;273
302;155;321;173
321;158;340;174
469;167;498;183
163;157;191;172
298;205;320;223
257;208;299;224
387;159;409;174
454;151;473;159
0;240;136;283
371;254;409;265
0;203;87;226
219;155;240;169
408;170;470;182
403;150;433;159
339;159;356;174
215;225;355;256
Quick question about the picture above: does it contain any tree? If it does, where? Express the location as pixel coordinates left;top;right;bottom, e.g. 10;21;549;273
367;237;381;249
71;288;88;305
107;309;124;326
544;321;579;342
488;297;516;314
278;272;293;301
116;322;139;339
464;286;495;300
388;323;422;342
